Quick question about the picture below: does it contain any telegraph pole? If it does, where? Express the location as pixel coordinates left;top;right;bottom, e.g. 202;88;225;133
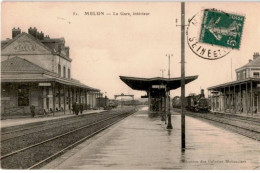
181;2;186;149
160;69;165;78
166;54;173;129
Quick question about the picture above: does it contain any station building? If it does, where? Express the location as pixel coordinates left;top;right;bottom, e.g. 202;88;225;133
1;27;102;117
208;53;260;116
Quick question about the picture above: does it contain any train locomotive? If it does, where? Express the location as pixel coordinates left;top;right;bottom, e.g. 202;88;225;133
172;89;210;112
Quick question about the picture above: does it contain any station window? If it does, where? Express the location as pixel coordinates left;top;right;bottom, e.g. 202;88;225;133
253;72;259;78
58;64;61;76
63;66;66;78
243;71;246;79
68;68;71;79
18;85;29;106
237;73;241;80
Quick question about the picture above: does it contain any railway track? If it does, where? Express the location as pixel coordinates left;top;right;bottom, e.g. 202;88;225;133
0;107;136;169
210;112;260;124
1;111;125;156
0;111;105;136
0;110;119;142
173;109;260;141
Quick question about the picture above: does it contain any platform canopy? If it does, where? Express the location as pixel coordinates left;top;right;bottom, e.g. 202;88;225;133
120;75;198;91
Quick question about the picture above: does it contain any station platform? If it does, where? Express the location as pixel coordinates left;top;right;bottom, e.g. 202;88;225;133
43;106;260;170
0;110;106;129
211;110;260;120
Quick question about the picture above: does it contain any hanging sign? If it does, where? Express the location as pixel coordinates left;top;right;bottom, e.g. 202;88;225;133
152;85;166;89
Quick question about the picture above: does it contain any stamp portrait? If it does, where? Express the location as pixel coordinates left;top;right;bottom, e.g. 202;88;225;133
199;9;245;49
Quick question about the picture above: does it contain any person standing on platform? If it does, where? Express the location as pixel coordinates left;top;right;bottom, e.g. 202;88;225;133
75;102;79;115
72;102;76;115
79;104;83;114
30;105;35;117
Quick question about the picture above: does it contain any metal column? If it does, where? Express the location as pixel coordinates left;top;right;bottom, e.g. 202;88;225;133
234;85;236;114
224;87;226;113
79;88;81;104
68;86;71;112
148;90;151;111
52;82;56;116
251;81;253;116
229;86;231;113
58;84;61;109
239;84;241;113
85;89;87;109
246;83;248;115
63;85;66;114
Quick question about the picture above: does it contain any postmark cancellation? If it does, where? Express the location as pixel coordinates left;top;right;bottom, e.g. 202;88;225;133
187;9;245;60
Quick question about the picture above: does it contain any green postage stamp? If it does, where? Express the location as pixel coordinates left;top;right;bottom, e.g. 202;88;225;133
199;9;245;49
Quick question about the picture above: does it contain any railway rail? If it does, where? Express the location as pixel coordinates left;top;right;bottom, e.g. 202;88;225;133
173;109;260;141
0;110;120;142
0;107;136;169
1;111;105;135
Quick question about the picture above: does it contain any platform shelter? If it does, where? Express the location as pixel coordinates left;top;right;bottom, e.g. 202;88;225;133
120;76;198;112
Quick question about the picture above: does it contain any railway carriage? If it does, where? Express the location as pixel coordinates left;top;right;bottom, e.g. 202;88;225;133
96;97;118;110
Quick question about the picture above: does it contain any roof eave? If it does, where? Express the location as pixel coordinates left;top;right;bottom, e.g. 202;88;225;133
207;78;260;90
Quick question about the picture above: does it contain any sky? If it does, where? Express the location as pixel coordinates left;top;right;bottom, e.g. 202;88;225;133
1;2;260;99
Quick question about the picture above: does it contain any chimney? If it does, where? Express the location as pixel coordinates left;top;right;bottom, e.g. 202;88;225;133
200;89;205;97
36;31;40;39
249;59;252;63
253;52;260;60
58;39;65;53
12;27;21;38
38;31;44;40
64;47;70;57
28;27;37;38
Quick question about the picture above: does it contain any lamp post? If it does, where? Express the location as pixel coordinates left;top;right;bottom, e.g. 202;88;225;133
160;69;166;121
166;54;173;129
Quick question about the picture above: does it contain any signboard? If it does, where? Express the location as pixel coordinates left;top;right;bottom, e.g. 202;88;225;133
47;95;53;98
39;83;51;86
14;42;37;52
257;84;260;87
152;85;166;89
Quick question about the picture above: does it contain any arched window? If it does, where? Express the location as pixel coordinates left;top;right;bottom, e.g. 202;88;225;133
58;64;61;76
68;68;71;79
63;66;66;78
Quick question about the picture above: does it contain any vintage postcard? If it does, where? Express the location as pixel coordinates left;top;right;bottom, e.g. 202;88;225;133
1;1;260;170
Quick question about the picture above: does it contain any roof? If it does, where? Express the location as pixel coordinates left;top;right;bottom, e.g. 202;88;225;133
1;33;72;62
1;56;46;73
120;75;198;91
207;78;260;90
41;38;65;43
1;40;10;49
236;57;260;71
1;57;100;92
